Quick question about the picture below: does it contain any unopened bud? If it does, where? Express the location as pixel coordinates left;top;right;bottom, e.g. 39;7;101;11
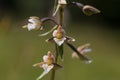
82;5;100;16
58;0;67;8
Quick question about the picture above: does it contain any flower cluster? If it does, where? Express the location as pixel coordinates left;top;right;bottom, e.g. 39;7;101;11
22;0;100;80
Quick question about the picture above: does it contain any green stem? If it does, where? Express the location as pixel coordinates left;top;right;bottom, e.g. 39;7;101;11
50;1;64;80
50;44;58;80
50;69;55;80
59;7;64;26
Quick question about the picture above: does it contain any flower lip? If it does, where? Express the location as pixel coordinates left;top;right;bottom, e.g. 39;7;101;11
54;37;66;46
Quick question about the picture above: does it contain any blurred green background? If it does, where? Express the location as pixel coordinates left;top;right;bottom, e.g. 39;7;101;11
0;0;120;80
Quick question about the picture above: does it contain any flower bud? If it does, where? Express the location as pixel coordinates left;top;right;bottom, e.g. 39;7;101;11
82;5;100;16
58;0;67;8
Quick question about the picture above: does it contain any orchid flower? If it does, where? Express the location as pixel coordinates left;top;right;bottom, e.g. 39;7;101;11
52;25;75;46
23;16;42;31
33;51;62;80
72;43;92;63
52;26;66;46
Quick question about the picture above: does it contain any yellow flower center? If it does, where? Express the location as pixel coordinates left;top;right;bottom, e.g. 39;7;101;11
47;51;54;65
56;26;64;40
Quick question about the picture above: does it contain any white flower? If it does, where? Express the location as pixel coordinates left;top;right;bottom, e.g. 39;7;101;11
51;25;76;46
33;51;54;80
33;51;62;80
23;16;42;31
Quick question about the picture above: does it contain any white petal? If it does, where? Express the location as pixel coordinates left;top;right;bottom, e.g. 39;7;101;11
52;30;57;37
58;0;67;4
43;55;48;62
28;18;40;23
28;18;35;23
36;71;47;80
80;48;92;54
36;64;54;80
53;37;66;46
27;23;36;31
42;64;54;72
85;59;92;64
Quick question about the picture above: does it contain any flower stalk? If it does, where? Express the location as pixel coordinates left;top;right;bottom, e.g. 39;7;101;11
22;0;100;80
50;0;65;79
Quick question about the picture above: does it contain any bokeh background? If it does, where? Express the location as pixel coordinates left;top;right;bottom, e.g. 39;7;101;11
0;0;120;80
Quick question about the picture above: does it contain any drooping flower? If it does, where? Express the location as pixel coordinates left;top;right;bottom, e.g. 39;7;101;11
23;16;42;31
72;43;92;63
33;51;62;80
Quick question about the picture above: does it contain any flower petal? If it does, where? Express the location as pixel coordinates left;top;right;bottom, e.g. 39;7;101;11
52;30;57;37
66;36;76;42
33;62;46;68
27;23;36;31
77;43;92;54
54;37;66;46
42;64;54;72
43;55;48;62
80;48;92;54
36;70;48;80
36;64;54;80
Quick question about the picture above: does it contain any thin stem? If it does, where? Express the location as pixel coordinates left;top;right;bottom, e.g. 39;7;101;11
50;44;58;80
59;7;64;26
41;17;59;25
50;1;64;80
50;69;55;80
